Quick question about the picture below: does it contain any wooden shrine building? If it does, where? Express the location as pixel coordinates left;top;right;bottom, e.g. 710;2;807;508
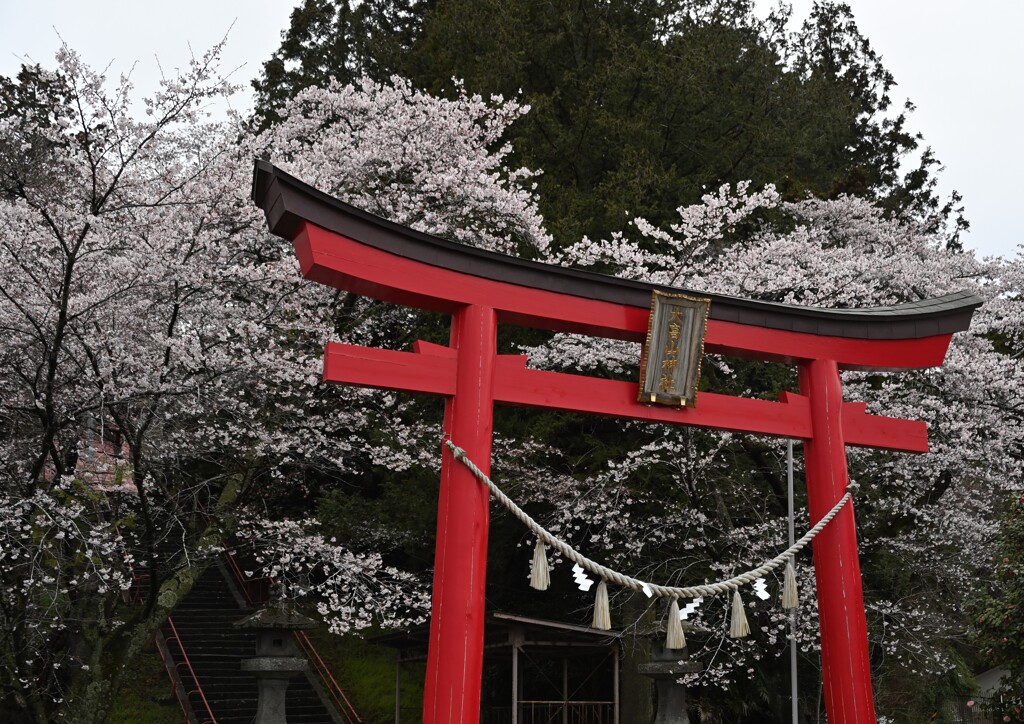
376;612;622;724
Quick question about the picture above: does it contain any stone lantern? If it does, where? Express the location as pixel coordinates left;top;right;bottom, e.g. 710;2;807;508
234;604;317;724
637;635;702;724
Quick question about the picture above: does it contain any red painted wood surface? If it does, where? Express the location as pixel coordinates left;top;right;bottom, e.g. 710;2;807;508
801;359;876;721
297;222;954;370
842;401;928;452
425;305;497;723
324;342;457;396
294;222;647;338
707;320;952;371
323;342;927;453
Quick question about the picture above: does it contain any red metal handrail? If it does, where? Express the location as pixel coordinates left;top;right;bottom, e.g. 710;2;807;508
153;633;190;724
162;616;217;724
222;547;362;723
121;571;148;605
295;630;363;723
123;568;204;724
222;548;271;605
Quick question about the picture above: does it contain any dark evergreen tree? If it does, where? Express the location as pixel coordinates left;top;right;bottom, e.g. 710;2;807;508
253;0;964;248
252;0;433;127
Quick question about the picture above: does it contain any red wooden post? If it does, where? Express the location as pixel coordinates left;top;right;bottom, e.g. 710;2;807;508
423;304;497;724
801;358;876;722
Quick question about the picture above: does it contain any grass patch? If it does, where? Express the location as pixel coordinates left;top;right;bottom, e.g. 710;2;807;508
306;625;425;723
106;639;182;724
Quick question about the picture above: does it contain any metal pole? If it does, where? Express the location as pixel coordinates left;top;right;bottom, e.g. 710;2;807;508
395;654;402;724
512;641;518;724
788;439;798;724
613;645;620;724
562;657;569;724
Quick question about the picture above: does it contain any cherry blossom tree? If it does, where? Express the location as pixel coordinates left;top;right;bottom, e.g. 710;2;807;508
0;45;548;722
973;494;1024;721
0;45;252;721
509;187;1023;716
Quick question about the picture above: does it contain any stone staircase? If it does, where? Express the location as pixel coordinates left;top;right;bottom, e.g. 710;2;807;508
159;565;341;723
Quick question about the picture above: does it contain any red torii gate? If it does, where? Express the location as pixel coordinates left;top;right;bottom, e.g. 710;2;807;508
252;161;981;724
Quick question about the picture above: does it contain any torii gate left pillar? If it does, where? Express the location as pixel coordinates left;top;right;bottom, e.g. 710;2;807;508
252;161;981;724
427;304;497;719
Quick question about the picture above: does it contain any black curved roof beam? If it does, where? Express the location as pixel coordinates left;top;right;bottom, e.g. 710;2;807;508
253;160;981;344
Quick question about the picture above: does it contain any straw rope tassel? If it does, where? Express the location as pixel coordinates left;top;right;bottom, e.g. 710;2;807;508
730;589;750;638
666;598;686;650
529;539;551;591
781;557;799;610
592;580;611;630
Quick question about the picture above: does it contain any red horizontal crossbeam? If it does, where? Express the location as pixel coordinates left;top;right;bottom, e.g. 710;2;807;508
323;342;926;452
325;341;457;396
841;401;927;452
300;223;953;370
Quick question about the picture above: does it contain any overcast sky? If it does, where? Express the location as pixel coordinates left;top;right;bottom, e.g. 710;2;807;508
1;0;1020;260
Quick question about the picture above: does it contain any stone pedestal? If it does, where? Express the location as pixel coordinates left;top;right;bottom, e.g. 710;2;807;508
636;641;702;724
241;656;308;724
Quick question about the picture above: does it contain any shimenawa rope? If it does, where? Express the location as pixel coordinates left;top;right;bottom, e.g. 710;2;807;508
445;439;857;600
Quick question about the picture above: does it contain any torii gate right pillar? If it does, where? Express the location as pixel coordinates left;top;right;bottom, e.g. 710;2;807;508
802;358;875;719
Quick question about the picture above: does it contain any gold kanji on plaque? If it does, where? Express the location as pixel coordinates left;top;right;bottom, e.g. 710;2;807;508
638;291;710;407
